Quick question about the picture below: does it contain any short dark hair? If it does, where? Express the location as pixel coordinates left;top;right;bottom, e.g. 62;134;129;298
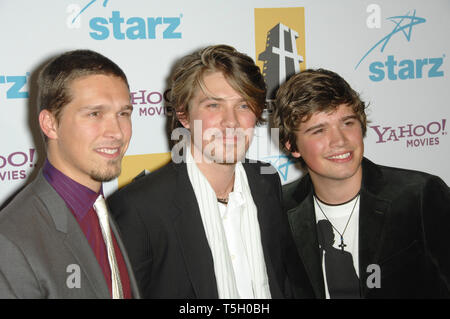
169;44;266;131
273;68;367;154
37;49;129;122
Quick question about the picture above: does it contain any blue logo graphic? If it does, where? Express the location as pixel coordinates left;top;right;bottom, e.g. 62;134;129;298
69;0;182;40
0;74;29;99
355;10;444;82
368;55;444;81
89;11;182;40
355;10;426;69
71;0;110;24
262;155;297;181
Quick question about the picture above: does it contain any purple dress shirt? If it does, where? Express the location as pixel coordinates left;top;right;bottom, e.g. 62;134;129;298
43;159;131;298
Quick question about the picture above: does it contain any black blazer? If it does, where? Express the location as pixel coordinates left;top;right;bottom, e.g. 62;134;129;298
108;161;313;299
283;157;450;298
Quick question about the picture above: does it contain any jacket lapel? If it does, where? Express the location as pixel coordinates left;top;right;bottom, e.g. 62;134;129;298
35;173;110;298
63;218;110;298
244;163;284;298
285;158;390;299
286;179;325;299
358;158;390;296
171;163;218;298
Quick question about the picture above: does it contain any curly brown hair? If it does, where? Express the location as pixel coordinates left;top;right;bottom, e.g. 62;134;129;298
273;68;367;154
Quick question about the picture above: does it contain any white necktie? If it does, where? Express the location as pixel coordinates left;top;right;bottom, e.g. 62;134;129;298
93;195;123;299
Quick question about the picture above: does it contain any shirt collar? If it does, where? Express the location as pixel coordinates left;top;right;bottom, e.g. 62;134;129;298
220;163;246;217
229;163;245;205
43;159;102;220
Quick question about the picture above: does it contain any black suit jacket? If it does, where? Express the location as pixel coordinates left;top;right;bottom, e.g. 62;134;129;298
108;161;313;298
283;157;450;298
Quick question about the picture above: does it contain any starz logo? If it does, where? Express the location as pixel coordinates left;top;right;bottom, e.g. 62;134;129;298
70;0;110;25
355;9;426;70
356;9;444;82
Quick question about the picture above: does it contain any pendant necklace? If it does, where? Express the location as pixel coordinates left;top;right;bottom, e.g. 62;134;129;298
314;193;360;252
217;197;229;204
216;178;235;205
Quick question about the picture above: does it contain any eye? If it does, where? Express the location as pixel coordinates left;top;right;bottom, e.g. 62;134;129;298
312;128;323;135
88;111;100;117
207;103;219;108
344;120;355;126
119;110;132;117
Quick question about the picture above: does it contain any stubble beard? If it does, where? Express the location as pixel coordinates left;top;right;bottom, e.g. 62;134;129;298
90;157;123;182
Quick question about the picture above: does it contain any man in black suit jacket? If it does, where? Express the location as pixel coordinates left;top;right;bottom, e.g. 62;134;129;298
273;68;450;298
108;45;313;299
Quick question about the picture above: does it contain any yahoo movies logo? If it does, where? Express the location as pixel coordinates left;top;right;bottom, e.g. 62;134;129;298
67;0;182;40
131;89;171;117
0;73;30;99
370;119;447;148
0;149;36;182
356;8;445;82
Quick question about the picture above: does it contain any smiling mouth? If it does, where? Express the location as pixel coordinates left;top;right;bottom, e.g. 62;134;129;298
96;147;121;157
327;152;351;160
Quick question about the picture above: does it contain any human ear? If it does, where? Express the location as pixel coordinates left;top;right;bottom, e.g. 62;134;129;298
39;109;58;140
176;109;190;129
285;141;301;158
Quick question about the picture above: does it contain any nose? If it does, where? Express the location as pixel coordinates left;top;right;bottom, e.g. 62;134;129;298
104;115;124;141
221;106;238;128
329;126;347;147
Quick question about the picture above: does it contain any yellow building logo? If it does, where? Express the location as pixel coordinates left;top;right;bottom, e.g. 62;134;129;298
255;7;306;100
118;152;171;189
